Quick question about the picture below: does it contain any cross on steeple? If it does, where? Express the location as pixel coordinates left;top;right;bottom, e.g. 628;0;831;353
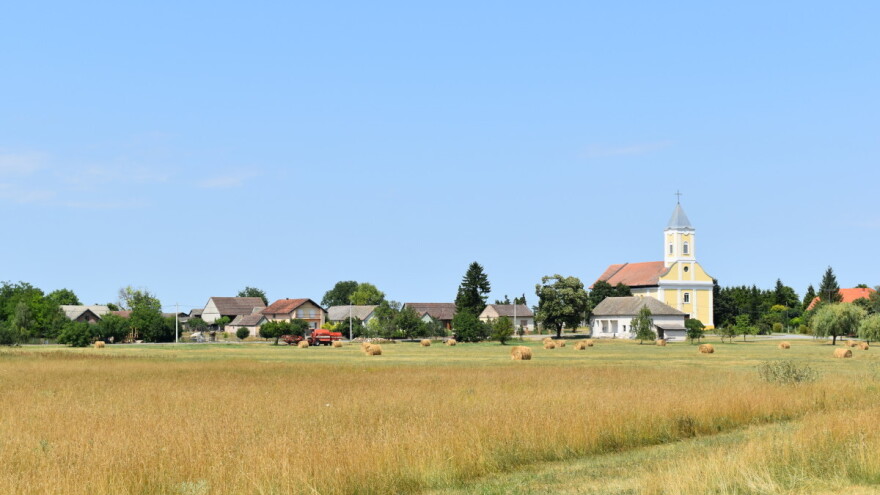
674;190;683;204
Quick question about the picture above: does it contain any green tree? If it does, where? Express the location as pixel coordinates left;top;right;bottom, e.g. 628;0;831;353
818;267;843;304
802;284;817;311
588;281;631;315
0;281;64;340
373;300;401;338
215;316;231;331
321;281;359;307
812;303;865;344
454;262;491;316
187;317;208;333
772;279;800;308
491;316;514;344
237;286;268;305
289;319;310;337
119;287;166;342
494;295;512;305
95;313;130;343
735;314;757;342
632;306;655;344
0;321;23;346
58;321;94;347
259;320;284;344
236;327;250;341
338;316;364;338
514;294;527;305
452;310;488;342
395;305;426;340
858;314;880;343
535;274;589;339
685;318;705;343
47;288;81;306
422;316;446;337
350;283;385;305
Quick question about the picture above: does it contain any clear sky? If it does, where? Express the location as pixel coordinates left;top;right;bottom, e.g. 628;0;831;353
1;1;878;311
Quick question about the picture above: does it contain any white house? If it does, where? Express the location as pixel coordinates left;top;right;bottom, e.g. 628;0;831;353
200;297;267;324
590;296;687;340
326;305;378;325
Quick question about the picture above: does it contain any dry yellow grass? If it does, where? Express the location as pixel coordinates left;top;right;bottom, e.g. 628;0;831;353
510;346;532;360
778;342;790;349
834;348;852;358
420;339;431;347
699;344;714;354
0;343;872;495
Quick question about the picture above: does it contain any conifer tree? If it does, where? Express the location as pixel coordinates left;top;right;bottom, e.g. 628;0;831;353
802;284;817;310
818;267;843;304
454;262;491;315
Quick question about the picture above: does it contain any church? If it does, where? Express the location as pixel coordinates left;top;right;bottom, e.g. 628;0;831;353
593;201;715;328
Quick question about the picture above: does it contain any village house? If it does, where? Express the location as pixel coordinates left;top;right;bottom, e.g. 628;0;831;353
479;304;534;333
403;303;457;330
590;296;688;340
327;305;378;325
227;313;268;337
262;298;327;330
60;305;112;324
806;287;876;311
200;297;267;324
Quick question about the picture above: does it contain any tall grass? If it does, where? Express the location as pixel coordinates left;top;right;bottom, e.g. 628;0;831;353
0;345;872;494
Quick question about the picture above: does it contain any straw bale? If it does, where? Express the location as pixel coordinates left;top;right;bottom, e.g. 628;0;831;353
542;337;553;344
834;348;852;358
365;344;383;356
420;339;431;347
847;341;859;347
332;341;343;348
298;340;309;348
573;341;586;350
510;346;532;360
555;340;566;347
778;342;791;349
655;339;667;346
544;341;556;349
584;339;594;347
858;342;869;350
445;339;457;346
698;344;714;354
94;341;105;349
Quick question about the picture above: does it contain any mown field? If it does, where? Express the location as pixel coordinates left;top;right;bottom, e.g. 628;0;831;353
1;338;878;494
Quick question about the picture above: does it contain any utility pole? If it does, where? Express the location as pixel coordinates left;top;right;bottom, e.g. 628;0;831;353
175;302;179;344
349;300;353;341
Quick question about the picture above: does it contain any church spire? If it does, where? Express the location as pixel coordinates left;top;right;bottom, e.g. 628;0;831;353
664;200;695;267
666;203;694;231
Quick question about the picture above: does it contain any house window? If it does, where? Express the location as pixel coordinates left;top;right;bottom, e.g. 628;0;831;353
683;292;690;303
683;242;689;254
297;309;305;318
309;309;316;318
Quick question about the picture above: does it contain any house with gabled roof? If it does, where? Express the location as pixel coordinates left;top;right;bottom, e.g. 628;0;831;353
590;296;687;340
60;305;111;324
403;303;457;330
806;287;876;311
327;305;378;324
479;304;534;333
201;297;267;324
262;298;326;330
227;313;268;338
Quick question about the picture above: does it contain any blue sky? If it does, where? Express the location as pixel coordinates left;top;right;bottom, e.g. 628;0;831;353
1;1;878;311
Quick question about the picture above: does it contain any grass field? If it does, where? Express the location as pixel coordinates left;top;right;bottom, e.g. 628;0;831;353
2;338;879;494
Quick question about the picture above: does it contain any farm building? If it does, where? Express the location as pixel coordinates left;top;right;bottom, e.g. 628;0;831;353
590;296;687;340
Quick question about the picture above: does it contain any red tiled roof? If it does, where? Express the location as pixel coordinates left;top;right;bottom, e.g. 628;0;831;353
594;261;669;288
807;287;875;311
262;298;321;316
111;310;132;319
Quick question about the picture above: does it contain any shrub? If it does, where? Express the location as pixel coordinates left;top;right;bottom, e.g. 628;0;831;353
236;327;250;341
58;322;94;347
772;322;783;333
757;360;818;385
0;322;23;346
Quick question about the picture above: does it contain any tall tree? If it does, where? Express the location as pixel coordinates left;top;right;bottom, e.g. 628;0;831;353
802;285;817;311
859;314;880;343
119;287;166;342
588;281;631;315
535;274;589;338
350;283;385;305
632;306;655;344
818;267;843;304
454;262;491;316
321;281;359;307
772;279;800;308
513;294;527;306
812;303;864;344
395;305;425;340
494;295;512;305
47;288;81;306
237;286;268;305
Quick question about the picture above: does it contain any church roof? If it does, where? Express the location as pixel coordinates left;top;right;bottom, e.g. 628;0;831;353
591;296;686;317
594;261;668;288
666;203;694;230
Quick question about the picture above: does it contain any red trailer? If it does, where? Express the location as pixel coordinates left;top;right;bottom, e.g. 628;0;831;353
281;329;343;346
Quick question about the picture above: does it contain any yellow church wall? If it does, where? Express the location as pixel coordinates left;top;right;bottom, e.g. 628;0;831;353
658;262;713;283
690;263;713;282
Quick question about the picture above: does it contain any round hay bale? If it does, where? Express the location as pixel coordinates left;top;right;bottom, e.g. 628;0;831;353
297;340;309;348
858;342;869;350
94;341;105;349
365;344;383;356
542;337;553;344
445;339;457;346
698;344;714;354
420;339;431;347
544;341;556;349
655;339;667;347
847;341;859;348
332;341;343;348
510;346;532;360
573;341;586;350
834;348;853;358
555;340;566;348
778;342;791;349
584;339;594;347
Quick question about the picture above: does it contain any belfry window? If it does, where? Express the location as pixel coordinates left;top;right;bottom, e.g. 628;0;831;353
683;242;689;254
